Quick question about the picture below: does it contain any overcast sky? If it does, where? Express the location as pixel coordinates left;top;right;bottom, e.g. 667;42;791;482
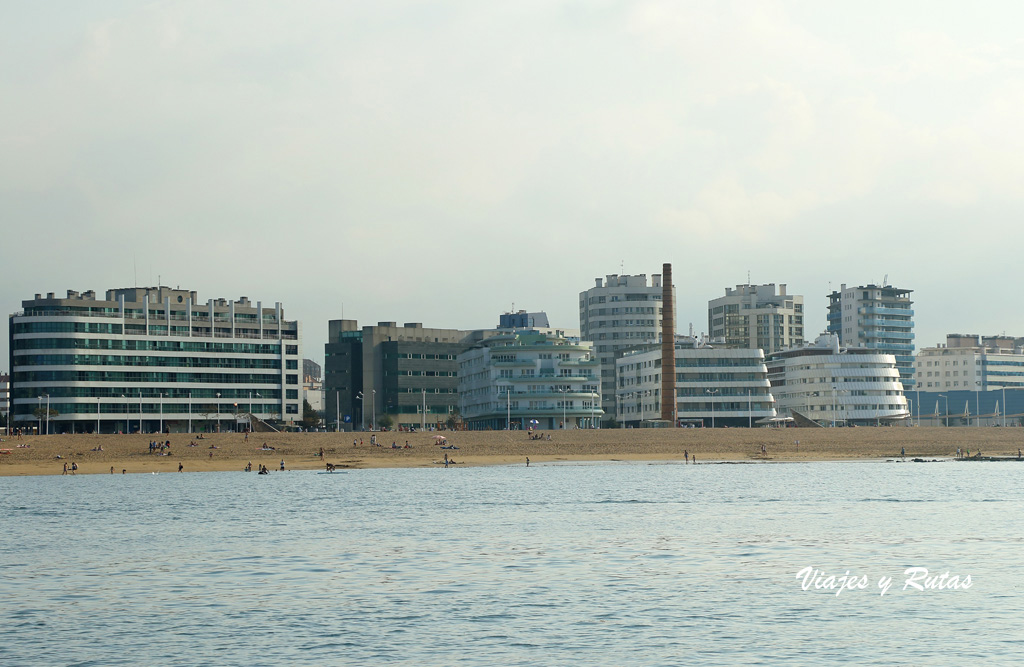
4;1;1024;368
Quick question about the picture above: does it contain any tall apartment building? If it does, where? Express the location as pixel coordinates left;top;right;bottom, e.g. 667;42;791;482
8;287;302;434
615;338;776;427
458;329;602;430
914;334;1024;391
827;283;915;389
579;273;671;422
324;320;475;430
708;283;804;353
1;372;9;429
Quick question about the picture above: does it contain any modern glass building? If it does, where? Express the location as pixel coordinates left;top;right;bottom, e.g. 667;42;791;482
827;283;915;389
8;287;302;434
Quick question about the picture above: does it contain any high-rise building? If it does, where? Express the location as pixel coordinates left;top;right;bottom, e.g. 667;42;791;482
827;283;915;388
324;321;474;431
579;273;672;422
708;283;804;353
8;287;302;434
767;333;909;425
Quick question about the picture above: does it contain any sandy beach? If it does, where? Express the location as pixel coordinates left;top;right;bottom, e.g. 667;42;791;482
2;426;1023;476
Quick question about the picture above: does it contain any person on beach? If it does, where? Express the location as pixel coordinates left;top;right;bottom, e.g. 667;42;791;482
62;462;68;475
685;450;689;464
526;457;530;467
178;462;184;473
444;453;449;468
110;466;114;474
280;459;285;471
901;447;905;460
319;447;325;460
70;462;77;474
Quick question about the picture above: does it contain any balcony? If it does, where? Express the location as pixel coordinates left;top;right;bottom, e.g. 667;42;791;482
858;306;914;317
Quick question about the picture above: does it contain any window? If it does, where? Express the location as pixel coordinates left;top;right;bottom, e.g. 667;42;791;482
286;374;298;385
286;345;298;355
286;360;298;369
286;389;298;399
286;404;298;414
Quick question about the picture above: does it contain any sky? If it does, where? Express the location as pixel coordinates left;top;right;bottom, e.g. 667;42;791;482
4;0;1024;368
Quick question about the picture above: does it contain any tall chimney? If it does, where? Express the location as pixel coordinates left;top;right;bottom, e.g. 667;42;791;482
661;263;675;422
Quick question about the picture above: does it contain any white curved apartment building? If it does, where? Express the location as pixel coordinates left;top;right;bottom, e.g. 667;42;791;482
767;334;908;425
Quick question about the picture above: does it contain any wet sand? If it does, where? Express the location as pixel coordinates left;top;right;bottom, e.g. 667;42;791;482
2;427;1022;476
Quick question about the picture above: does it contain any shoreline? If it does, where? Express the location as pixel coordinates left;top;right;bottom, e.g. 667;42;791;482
2;427;1021;476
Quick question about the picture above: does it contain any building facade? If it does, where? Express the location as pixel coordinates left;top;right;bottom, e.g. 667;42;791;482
579;273;671;422
0;372;9;429
615;338;776;427
827;283;915;389
458;329;602;430
767;334;909;425
914;334;1024;392
708;283;804;353
8;287;302;434
324;321;473;431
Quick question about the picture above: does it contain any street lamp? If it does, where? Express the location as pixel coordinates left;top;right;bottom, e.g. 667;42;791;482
831;385;837;428
97;396;101;435
558;387;567;429
45;393;50;435
506;387;510;431
216;392;221;433
121;394;126;434
425;388;429;431
139;389;143;434
356;392;364;431
938;394;949;427
37;395;41;436
159;392;164;434
748;388;752;429
706;388;719;428
371;389;376;431
188;391;192;434
975;381;981;428
1002;386;1007;427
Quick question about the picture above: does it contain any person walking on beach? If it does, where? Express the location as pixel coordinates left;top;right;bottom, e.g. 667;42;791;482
70;462;77;474
685;450;689;464
526;457;530;467
901;447;905;460
62;462;68;475
178;462;184;473
280;459;285;471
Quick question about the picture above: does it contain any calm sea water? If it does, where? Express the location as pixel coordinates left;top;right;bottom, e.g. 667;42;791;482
3;459;1024;666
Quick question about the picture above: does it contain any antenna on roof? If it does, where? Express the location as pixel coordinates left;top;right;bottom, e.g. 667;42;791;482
747;270;751;284
883;274;888;286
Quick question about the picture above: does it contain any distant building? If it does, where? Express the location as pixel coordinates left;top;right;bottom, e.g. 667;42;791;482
324;321;475;431
0;372;9;428
580;273;672;422
303;359;321;383
498;310;550;329
914;334;1024;391
827;283;915;389
615;338;776;427
459;329;602;430
767;333;909;425
8;287;302;433
708;283;804;353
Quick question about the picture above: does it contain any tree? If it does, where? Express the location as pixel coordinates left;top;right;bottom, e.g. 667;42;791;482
377;413;394;430
301;399;320;429
446;408;463;431
33;406;59;420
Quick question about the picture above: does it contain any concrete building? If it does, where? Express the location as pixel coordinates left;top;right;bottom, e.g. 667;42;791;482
767;333;909;425
615;337;776;428
580;273;672;422
1;372;9;431
458;329;602;430
302;359;324;418
914;334;1024;391
8;287;302;433
708;283;804;353
499;310;550;329
827;283;915;389
324;321;474;431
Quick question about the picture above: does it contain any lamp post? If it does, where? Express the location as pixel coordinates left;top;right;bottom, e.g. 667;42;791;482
748;388;752;429
915;388;920;427
975;381;981;428
139;389;143;434
188;391;192;434
424;388;428;431
831;385;837;428
558;387;567;429
121;394;126;434
216;392;221;433
159;393;164;434
371;389;376;431
706;388;719;429
37;395;41;436
1002;386;1007;427
97;396;101;435
335;390;341;432
45;393;50;435
506;387;510;431
356;392;364;431
938;394;948;427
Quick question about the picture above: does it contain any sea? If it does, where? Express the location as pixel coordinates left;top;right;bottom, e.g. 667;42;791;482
3;459;1023;666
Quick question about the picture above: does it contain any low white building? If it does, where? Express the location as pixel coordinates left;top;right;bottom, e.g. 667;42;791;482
458;329;602;430
914;334;1024;391
615;337;777;427
767;333;908;425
